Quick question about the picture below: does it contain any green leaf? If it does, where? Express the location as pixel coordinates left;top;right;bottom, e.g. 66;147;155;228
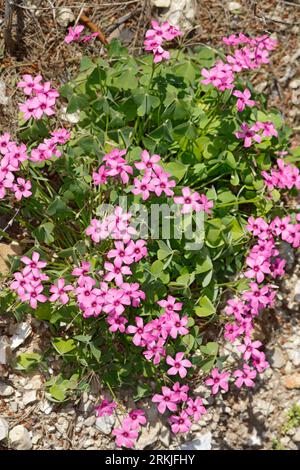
195;296;216;317
200;342;219;356
16;352;41;371
134;93;160;116
164;161;187;182
52;338;76;355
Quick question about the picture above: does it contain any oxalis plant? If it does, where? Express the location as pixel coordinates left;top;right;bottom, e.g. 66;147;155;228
1;21;300;447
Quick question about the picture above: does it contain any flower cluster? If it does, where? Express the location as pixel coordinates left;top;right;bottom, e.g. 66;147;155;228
235;121;278;147
10;252;48;309
152;382;206;434
112;409;147;448
30;129;70;162
207;212;300;395
0;132;30;200
144;20;182;63
262;158;300;191
64;25;99;44
18;75;59;121
86;206;136;244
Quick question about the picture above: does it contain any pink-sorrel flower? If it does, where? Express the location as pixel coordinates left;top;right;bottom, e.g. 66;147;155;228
233;88;256;112
95;399;117;417
205;368;230;395
165;313;189;339
174;187;204;214
152;386;179;414
21;283;47;309
21;251;47;277
235;122;262;147
158;295;182;314
49;278;73;305
246;216;269;237
135;150;161;172
17;74;43;95
104;260;132;286
169;411;192;434
127;316;152;347
172;382;189;402
112;421;139;448
166;352;192;378
64;25;85;44
242;282;271;310
245;255;270;284
237;338;262;361
128;409;147;426
233;364;257;388
13;178;32;201
186;397;206;422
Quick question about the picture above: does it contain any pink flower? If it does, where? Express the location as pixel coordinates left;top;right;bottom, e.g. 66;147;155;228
112;421;138;448
237;338;262;361
165;313;189;339
158;295;182;314
235;122;261;147
17;74;43;95
169;411;192;434
127;317;152;347
104;259;132;286
172;382;189;402
242;282;270;310
49;278;73;305
151;167;176;197
72;261;91;277
246;216;269;237
13;178;32;201
81;32;99;43
92;166;108;186
128;409;147;426
131;175;155;200
245;255;270;284
107;314;128;333
107;241;135;265
174;187;202;214
233;364;257;388
95;399;117;417
126;240;148;262
135;150;160;172
21;251;47;277
0;133;12;155
186;397;206;422
233;88;256;112
64;25;85;44
166;352;192;378
205;368;230;395
21;283;47;309
152;386;179;414
86;219;106;243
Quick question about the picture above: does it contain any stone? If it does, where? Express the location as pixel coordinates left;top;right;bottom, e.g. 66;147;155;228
284;373;300;389
159;426;171;447
151;0;171;7
247;429;262;447
293;429;300;443
0;382;14;397
23;390;37;405
56;7;75;27
95;415;115;434
0;242;22;276
160;0;196;33
11;322;32;350
0;336;12;365
84;416;96;427
39;400;53;415
270;347;286;369
0;417;9;441
180;431;212;450
228;1;241;11
136;422;161;449
24;374;43;390
9;425;32;450
290;79;300;89
32;435;41;445
287;350;300;367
